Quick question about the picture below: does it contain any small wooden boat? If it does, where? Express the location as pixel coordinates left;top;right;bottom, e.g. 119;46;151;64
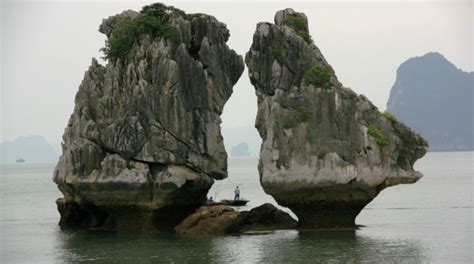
220;199;249;206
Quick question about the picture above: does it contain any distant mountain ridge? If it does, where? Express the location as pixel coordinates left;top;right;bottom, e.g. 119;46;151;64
387;52;473;151
0;135;59;164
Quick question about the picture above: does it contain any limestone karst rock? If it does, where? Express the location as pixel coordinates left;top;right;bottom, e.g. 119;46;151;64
53;3;244;232
246;9;428;228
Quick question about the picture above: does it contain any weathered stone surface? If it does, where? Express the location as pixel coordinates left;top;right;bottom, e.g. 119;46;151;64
175;203;297;235
53;3;244;232
227;203;297;232
246;9;427;228
175;205;239;235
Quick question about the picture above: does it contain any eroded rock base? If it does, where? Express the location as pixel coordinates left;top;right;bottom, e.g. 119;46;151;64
264;185;380;229
57;199;200;233
291;201;368;229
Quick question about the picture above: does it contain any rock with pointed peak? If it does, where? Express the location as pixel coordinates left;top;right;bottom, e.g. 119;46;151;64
246;8;427;228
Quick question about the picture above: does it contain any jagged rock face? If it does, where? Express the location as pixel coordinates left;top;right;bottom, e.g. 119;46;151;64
246;9;427;228
53;4;244;232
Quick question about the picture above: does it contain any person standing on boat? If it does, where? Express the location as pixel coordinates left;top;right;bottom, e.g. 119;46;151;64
234;186;240;200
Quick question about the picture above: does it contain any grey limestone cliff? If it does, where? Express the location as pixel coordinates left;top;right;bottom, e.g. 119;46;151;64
53;3;244;232
246;9;427;228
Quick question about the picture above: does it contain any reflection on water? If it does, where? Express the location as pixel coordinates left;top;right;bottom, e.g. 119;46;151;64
55;229;426;263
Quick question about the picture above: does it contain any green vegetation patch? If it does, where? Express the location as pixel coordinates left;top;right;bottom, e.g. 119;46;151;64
144;68;152;83
282;103;311;129
296;30;311;43
141;3;185;19
101;17;137;62
101;3;184;62
282;15;311;43
306;126;316;144
381;111;396;121
368;125;389;146
293;105;311;123
282;15;306;32
304;66;332;89
268;46;283;62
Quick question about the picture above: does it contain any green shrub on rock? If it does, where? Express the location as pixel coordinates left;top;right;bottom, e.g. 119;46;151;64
135;15;176;38
293;105;311;123
268;46;283;61
306;126;316;144
282;16;306;32
141;3;185;21
304;66;332;89
101;17;137;62
101;3;182;62
282;15;312;43
381;111;396;121
282;104;311;129
368;125;389;146
296;30;311;43
144;69;152;83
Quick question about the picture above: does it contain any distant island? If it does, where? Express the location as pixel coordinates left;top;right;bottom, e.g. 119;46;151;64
387;52;473;151
222;127;260;156
230;142;251;157
0;135;59;164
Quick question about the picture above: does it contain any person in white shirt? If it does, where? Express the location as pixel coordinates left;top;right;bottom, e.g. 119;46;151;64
234;186;240;200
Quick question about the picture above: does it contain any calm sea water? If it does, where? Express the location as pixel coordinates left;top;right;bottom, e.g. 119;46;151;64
0;152;472;263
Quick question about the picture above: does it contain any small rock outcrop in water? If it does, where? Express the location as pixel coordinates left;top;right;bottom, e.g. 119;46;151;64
387;52;474;151
175;205;239;235
228;203;297;232
53;3;244;232
246;9;428;228
175;204;296;234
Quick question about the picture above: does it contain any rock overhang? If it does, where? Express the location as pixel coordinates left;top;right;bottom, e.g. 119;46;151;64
246;8;428;228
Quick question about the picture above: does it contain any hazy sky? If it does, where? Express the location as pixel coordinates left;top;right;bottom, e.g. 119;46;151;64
1;0;472;148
